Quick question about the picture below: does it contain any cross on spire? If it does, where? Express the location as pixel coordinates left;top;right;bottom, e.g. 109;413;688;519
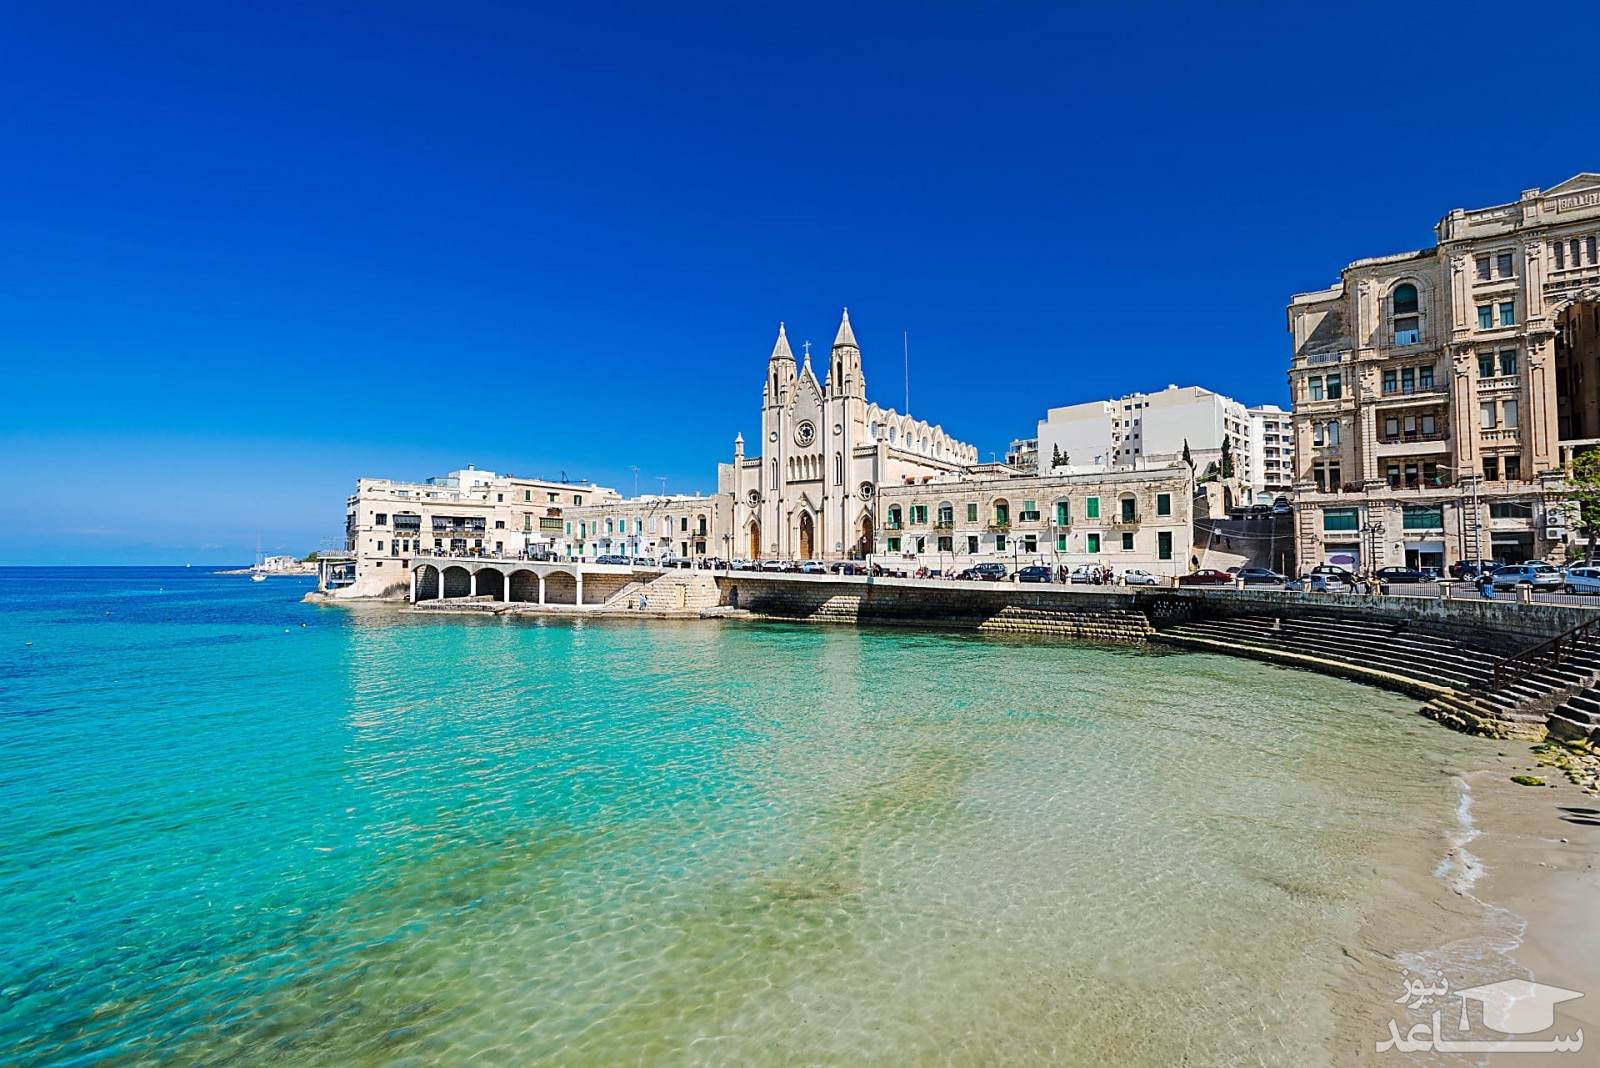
802;340;812;358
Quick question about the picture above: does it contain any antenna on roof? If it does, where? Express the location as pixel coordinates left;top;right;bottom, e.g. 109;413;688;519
903;331;910;415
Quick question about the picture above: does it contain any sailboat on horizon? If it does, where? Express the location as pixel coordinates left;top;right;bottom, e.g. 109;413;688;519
251;537;266;582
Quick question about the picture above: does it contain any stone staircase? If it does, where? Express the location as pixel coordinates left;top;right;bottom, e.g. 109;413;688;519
638;571;720;611
1154;614;1600;739
1547;687;1600;745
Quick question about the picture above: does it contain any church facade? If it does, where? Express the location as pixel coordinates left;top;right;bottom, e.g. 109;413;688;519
723;308;972;559
719;310;979;560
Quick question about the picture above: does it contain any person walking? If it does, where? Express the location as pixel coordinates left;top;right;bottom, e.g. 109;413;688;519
1478;573;1495;600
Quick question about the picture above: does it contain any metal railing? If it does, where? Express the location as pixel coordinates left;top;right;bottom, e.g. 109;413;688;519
1491;614;1600;691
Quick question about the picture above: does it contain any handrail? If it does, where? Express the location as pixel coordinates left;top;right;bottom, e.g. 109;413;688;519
1491;615;1600;691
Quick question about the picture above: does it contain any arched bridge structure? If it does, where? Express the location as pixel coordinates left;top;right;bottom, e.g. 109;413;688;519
408;555;647;607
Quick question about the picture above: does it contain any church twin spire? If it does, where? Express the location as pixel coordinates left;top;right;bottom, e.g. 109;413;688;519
767;308;864;403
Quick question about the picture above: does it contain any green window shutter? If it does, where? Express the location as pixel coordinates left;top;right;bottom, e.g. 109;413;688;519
1087;533;1100;553
1086;497;1100;519
1157;493;1171;516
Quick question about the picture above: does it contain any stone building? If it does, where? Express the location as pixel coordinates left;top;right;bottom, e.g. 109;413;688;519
873;466;1194;577
719;310;979;560
562;493;730;561
1288;174;1600;571
328;466;620;597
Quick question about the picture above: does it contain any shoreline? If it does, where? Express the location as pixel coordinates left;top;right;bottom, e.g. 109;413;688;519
1334;750;1599;1066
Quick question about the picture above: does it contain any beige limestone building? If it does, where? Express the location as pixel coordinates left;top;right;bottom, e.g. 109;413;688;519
562;493;730;561
1289;174;1600;571
873;466;1195;577
326;466;621;598
719;311;979;560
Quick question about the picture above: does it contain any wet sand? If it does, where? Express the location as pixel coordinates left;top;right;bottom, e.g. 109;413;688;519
1337;751;1600;1067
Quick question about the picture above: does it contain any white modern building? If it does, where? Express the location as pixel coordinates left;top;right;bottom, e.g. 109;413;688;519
1247;404;1294;500
1034;385;1266;495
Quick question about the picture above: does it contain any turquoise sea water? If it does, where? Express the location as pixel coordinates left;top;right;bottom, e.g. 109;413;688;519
0;568;1497;1065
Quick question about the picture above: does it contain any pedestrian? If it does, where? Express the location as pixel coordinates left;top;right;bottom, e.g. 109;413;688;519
1478;573;1494;600
639;594;649;611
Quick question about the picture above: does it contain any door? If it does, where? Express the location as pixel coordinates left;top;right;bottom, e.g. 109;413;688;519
799;512;814;559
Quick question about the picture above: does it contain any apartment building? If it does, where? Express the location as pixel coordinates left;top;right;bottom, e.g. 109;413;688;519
562;494;731;561
873;466;1194;577
1034;385;1265;498
1288;174;1600;571
330;466;621;597
1248;404;1294;500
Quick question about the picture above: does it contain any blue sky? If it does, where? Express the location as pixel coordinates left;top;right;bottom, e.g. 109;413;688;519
3;1;1596;564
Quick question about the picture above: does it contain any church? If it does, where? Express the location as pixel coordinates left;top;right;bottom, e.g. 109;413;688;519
719;310;979;560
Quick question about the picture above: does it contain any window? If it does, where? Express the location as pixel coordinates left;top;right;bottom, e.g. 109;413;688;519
1383;369;1397;393
1480;401;1497;430
375;513;388;525
912;504;928;524
1086;533;1101;553
1086;496;1100;519
1392;283;1418;315
1420;414;1436;435
495;520;505;529
1324;508;1358;531
1121;532;1135;551
1157;493;1171;516
1555;241;1566;269
1384;416;1399;437
375;540;384;551
1056;533;1068;551
966;503;978;523
966;536;979;553
574;494;583;505
1478;305;1494;330
1120;497;1136;522
1499;302;1515;327
1479;353;1495;378
548;492;558;503
1308;376;1325;401
1590;236;1599;265
1419;365;1434;388
1490;502;1534;519
1505;455;1521;479
1055;500;1070;525
496;493;503;503
1497;252;1514;278
1158;531;1173;560
937;502;953;526
938;536;953;552
1401;368;1415;391
1503;400;1519;428
1482;457;1499;481
1326;373;1343;399
993;502;1009;525
1020;500;1039;521
1500;350;1517;377
1476;256;1491;281
995;534;1006;551
680;517;688;532
1402;506;1443;530
886;537;901;552
1394;317;1419;345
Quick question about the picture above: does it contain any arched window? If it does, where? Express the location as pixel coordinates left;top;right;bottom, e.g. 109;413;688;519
1392;283;1421;345
869;422;879;441
1393;283;1418;315
888;427;897;444
835;452;843;485
937;501;953;526
887;505;902;529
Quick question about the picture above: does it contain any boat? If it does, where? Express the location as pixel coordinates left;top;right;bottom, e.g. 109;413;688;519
251;538;267;582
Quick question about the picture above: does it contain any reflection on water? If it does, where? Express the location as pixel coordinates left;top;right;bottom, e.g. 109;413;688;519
0;569;1497;1065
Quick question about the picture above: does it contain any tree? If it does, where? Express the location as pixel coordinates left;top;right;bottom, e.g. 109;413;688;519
1563;449;1600;563
1050;444;1068;470
1219;436;1235;480
1182;439;1194;471
300;551;320;562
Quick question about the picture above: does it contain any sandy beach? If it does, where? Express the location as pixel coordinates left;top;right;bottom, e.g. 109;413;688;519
1337;749;1599;1066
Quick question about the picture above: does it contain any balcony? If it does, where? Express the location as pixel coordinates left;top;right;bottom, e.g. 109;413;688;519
987;521;1011;532
1375;383;1448;405
1481;427;1521;443
538;517;563;533
1478;375;1520;392
1111;515;1140;528
933;520;954;530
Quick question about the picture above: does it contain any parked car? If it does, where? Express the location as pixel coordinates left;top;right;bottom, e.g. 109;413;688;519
1563;566;1600;594
1448;558;1504;580
658;556;693;569
1247;504;1272;519
1068;566;1098;584
1287;573;1347;594
1310;564;1358;586
1271;500;1293;516
958;562;1009;581
1121;568;1160;586
1236;567;1288;585
1227;507;1248;520
759;559;786;572
1178;569;1234;586
593;554;629;565
828;561;867;575
798;561;827;574
1490;563;1564;590
1016;565;1054;583
1373;566;1432;585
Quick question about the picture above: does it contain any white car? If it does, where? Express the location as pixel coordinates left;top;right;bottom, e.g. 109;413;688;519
1490;563;1563;590
798;561;827;574
1286;574;1347;594
759;559;787;572
1121;568;1160;586
1563;566;1600;594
